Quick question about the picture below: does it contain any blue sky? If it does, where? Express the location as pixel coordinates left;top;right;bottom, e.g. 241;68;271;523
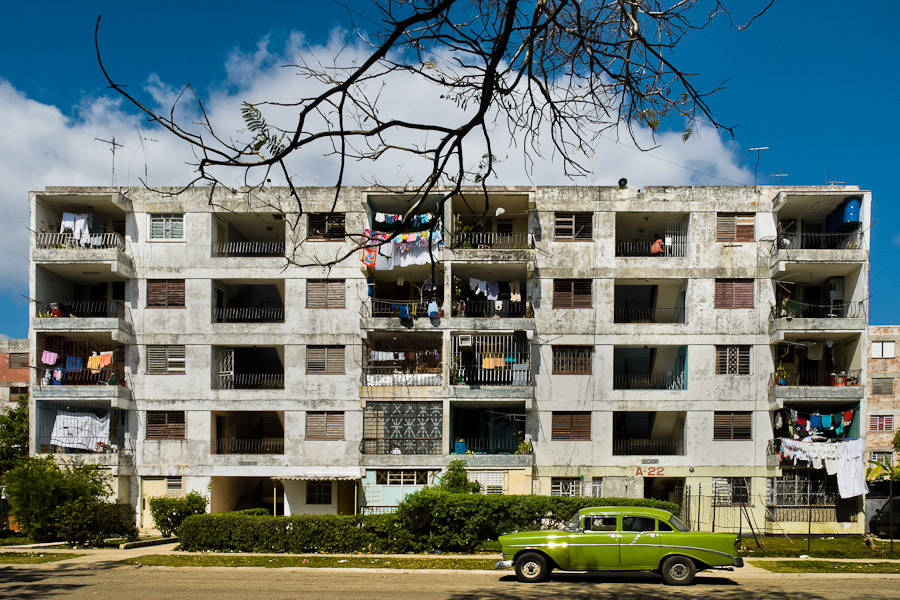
0;1;897;338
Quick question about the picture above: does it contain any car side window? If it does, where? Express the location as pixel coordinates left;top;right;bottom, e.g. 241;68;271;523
622;516;656;532
586;516;617;531
658;520;673;532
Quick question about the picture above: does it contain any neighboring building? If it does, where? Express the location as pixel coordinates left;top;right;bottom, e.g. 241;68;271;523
27;185;872;533
0;338;29;409
865;326;899;520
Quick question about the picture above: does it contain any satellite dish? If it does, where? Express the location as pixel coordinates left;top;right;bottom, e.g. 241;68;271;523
618;178;628;189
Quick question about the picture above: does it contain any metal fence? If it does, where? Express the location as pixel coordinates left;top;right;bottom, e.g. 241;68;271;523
214;372;285;390
769;369;861;388
214;438;285;455
36;300;130;321
613;371;686;390
35;232;125;250
769;300;865;320
214;306;285;323
614;306;686;324
359;438;442;455
773;231;863;252
452;299;527;318
612;439;684;456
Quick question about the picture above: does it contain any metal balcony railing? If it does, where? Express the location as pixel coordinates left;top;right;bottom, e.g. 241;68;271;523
613;371;686;390
773;231;862;252
614;306;686;324
214;437;285;455
769;369;861;388
613;439;684;455
36;300;130;321
368;298;432;318
38;367;128;388
214;306;285;323
452;299;528;318
211;241;285;257
214;372;285;390
36;436;132;454
362;366;442;386
359;438;442;455
450;436;524;454
769;301;865;321
450;354;531;386
450;232;531;249
359;506;400;515
35;232;125;250
615;240;688;257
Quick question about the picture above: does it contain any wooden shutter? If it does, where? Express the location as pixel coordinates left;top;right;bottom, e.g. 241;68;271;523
307;280;327;307
714;280;733;308
147;411;185;439
326;412;345;439
147;346;168;373
714;411;751;440
715;279;753;308
148;279;185;307
574;213;593;240
716;214;735;241
307;346;327;373
572;279;592;308
309;213;345;239
555;213;592;240
327;280;345;307
735;214;755;241
555;213;574;239
306;412;327;439
326;346;345;373
553;279;572;308
167;345;186;372
873;378;894;395
8;353;28;368
552;411;590;440
554;279;591;308
571;412;591;440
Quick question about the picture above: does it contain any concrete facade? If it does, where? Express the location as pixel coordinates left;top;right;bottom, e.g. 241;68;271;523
27;184;872;534
0;338;29;409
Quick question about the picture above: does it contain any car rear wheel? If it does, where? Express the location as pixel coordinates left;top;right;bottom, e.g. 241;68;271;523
514;552;550;583
660;555;696;586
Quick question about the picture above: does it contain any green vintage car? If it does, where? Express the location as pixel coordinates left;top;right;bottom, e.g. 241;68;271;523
496;506;742;585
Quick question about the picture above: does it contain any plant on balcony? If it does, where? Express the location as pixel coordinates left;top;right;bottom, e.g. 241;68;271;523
515;440;532;455
775;365;788;386
453;217;474;249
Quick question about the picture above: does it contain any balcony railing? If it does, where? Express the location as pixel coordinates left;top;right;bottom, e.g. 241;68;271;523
613;439;684;455
449;232;531;249
359;438;443;455
452;299;528;318
615;240;688;257
214;306;285;323
38;367;128;388
773;231;862;252
360;505;400;515
614;306;686;324
36;436;133;454
769;301;865;321
770;369;860;388
613;371;686;390
451;436;524;454
362;367;442;386
214;437;285;455
211;241;285;257
214;372;285;390
368;298;432;318
35;232;125;250
450;354;531;386
36;300;130;321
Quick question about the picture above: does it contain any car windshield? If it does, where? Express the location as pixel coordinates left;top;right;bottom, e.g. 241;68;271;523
564;515;581;531
667;515;690;532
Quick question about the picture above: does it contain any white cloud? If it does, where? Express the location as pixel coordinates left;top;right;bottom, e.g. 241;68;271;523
0;29;752;295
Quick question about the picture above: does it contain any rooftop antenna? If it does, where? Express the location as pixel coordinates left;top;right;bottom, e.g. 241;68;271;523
769;171;789;185
135;125;158;186
748;147;769;186
95;136;123;187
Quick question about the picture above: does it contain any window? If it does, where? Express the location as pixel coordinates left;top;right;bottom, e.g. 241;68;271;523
716;213;755;242
870;415;894;432
551;477;582;497
307;279;346;308
147;345;186;374
306;481;332;504
469;471;505;494
713;477;750;506
9;386;27;402
554;212;593;240
714;279;754;308
658;520;673;532
871;451;894;467
715;346;750;375
308;213;346;240
873;378;895;395
150;214;184;239
146;411;186;440
623;516;657;532
872;341;896;359
591;477;603;498
552;411;591;441
552;346;593;375
147;279;186;307
8;353;28;369
713;411;752;440
166;476;183;497
306;345;345;374
553;279;592;308
585;516;617;531
375;470;431;485
306;411;345;440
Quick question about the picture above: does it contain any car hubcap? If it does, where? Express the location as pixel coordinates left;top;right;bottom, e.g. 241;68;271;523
670;564;688;580
523;561;541;578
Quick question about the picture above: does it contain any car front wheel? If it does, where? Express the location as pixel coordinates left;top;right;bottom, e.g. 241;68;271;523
660;555;696;586
514;552;550;583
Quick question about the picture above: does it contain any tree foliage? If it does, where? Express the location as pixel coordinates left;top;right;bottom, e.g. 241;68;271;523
0;401;29;481
148;491;208;537
437;459;481;493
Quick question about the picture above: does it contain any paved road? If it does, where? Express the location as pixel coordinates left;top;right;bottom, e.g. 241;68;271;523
2;565;899;599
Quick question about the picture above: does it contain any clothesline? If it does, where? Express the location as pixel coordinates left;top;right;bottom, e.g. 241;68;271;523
468;278;522;302
368;350;441;361
373;212;435;226
361;228;444;270
779;437;868;499
778;407;855;438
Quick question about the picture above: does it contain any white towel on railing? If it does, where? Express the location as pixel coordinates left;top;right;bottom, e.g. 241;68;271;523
50;410;109;451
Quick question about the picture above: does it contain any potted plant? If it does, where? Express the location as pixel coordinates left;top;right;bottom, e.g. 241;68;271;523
775;365;788;386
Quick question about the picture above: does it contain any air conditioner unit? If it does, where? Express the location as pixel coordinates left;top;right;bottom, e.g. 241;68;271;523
458;334;473;349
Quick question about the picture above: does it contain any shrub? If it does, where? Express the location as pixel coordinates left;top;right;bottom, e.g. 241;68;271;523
437;459;480;494
54;499;138;545
148;491;208;537
227;508;270;516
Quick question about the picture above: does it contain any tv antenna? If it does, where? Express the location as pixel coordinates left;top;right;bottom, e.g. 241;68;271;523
95;136;123;187
748;147;769;186
769;171;789;185
135;125;159;186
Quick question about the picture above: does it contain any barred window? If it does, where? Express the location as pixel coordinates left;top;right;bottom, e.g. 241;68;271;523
147;279;185;308
716;213;755;242
714;279;754;308
871;451;894;467
713;477;750;506
147;345;186;374
553;279;592;308
591;477;603;498
9;386;27;402
872;378;895;395
306;345;345;374
150;214;184;239
306;481;332;504
715;346;750;375
375;470;430;485
767;470;838;507
551;477;583;497
552;346;593;375
307;279;345;308
308;213;346;240
713;411;752;440
469;470;505;494
146;411;185;440
870;415;894;432
554;212;593;240
306;411;345;440
551;411;591;441
8;353;29;369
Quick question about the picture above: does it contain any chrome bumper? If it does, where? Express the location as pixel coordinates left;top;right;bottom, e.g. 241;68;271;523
733;557;744;568
495;560;513;570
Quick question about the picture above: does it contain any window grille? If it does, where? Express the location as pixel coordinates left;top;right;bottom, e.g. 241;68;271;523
870;415;894;432
715;346;750;375
551;477;582;497
552;346;592;375
591;477;603;498
469;470;505;494
554;212;593;240
375;470;430;485
871;451;894;466
166;476;183;497
150;214;184;239
713;477;750;506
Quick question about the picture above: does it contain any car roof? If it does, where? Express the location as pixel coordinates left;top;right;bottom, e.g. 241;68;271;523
578;506;674;520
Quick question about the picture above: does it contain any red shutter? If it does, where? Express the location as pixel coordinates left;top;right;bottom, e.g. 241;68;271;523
735;214;755;242
716;214;736;241
553;280;573;308
733;280;754;308
714;280;733;308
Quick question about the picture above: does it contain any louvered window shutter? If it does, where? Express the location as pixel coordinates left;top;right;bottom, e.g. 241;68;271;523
716;214;735;241
307;412;327;439
555;213;574;239
326;412;344;439
307;346;327;373
325;346;345;373
571;413;591;440
552;412;572;440
714;280;733;308
553;280;572;308
574;213;593;239
327;280;345;307
733;280;754;308
307;280;327;307
735;214;755;241
147;346;168;373
572;280;593;307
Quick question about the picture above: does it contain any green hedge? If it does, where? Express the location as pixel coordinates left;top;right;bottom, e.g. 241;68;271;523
55;500;138;544
148;492;207;537
179;492;678;553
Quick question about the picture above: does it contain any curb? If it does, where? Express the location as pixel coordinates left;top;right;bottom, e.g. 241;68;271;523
119;537;178;550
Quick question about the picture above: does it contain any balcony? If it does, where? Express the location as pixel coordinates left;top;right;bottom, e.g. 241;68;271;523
34;300;133;342
451;333;531;386
33;232;133;278
362;272;444;329
213;346;285;390
449;192;532;258
363;333;442;386
361;401;442;462
212;241;285;257
213;280;285;324
214;438;285;455
613;411;685;456
213;411;284;455
452;299;529;318
359;438;442;455
35;401;133;466
211;212;285;258
450;404;526;455
614;280;687;324
613;346;687;390
449;231;531;250
35;338;130;404
613;439;684;456
615;213;689;258
770;369;860;388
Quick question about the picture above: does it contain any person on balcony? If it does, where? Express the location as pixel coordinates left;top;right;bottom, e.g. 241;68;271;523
650;234;664;256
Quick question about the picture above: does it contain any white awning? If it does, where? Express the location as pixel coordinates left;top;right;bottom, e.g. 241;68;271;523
278;467;363;481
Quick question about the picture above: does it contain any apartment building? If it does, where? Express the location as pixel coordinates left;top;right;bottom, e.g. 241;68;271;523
1;338;29;409
27;184;871;533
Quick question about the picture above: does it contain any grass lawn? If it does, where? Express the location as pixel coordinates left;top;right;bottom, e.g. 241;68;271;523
0;552;83;564
738;536;900;559
120;555;499;570
751;560;900;574
0;535;35;547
